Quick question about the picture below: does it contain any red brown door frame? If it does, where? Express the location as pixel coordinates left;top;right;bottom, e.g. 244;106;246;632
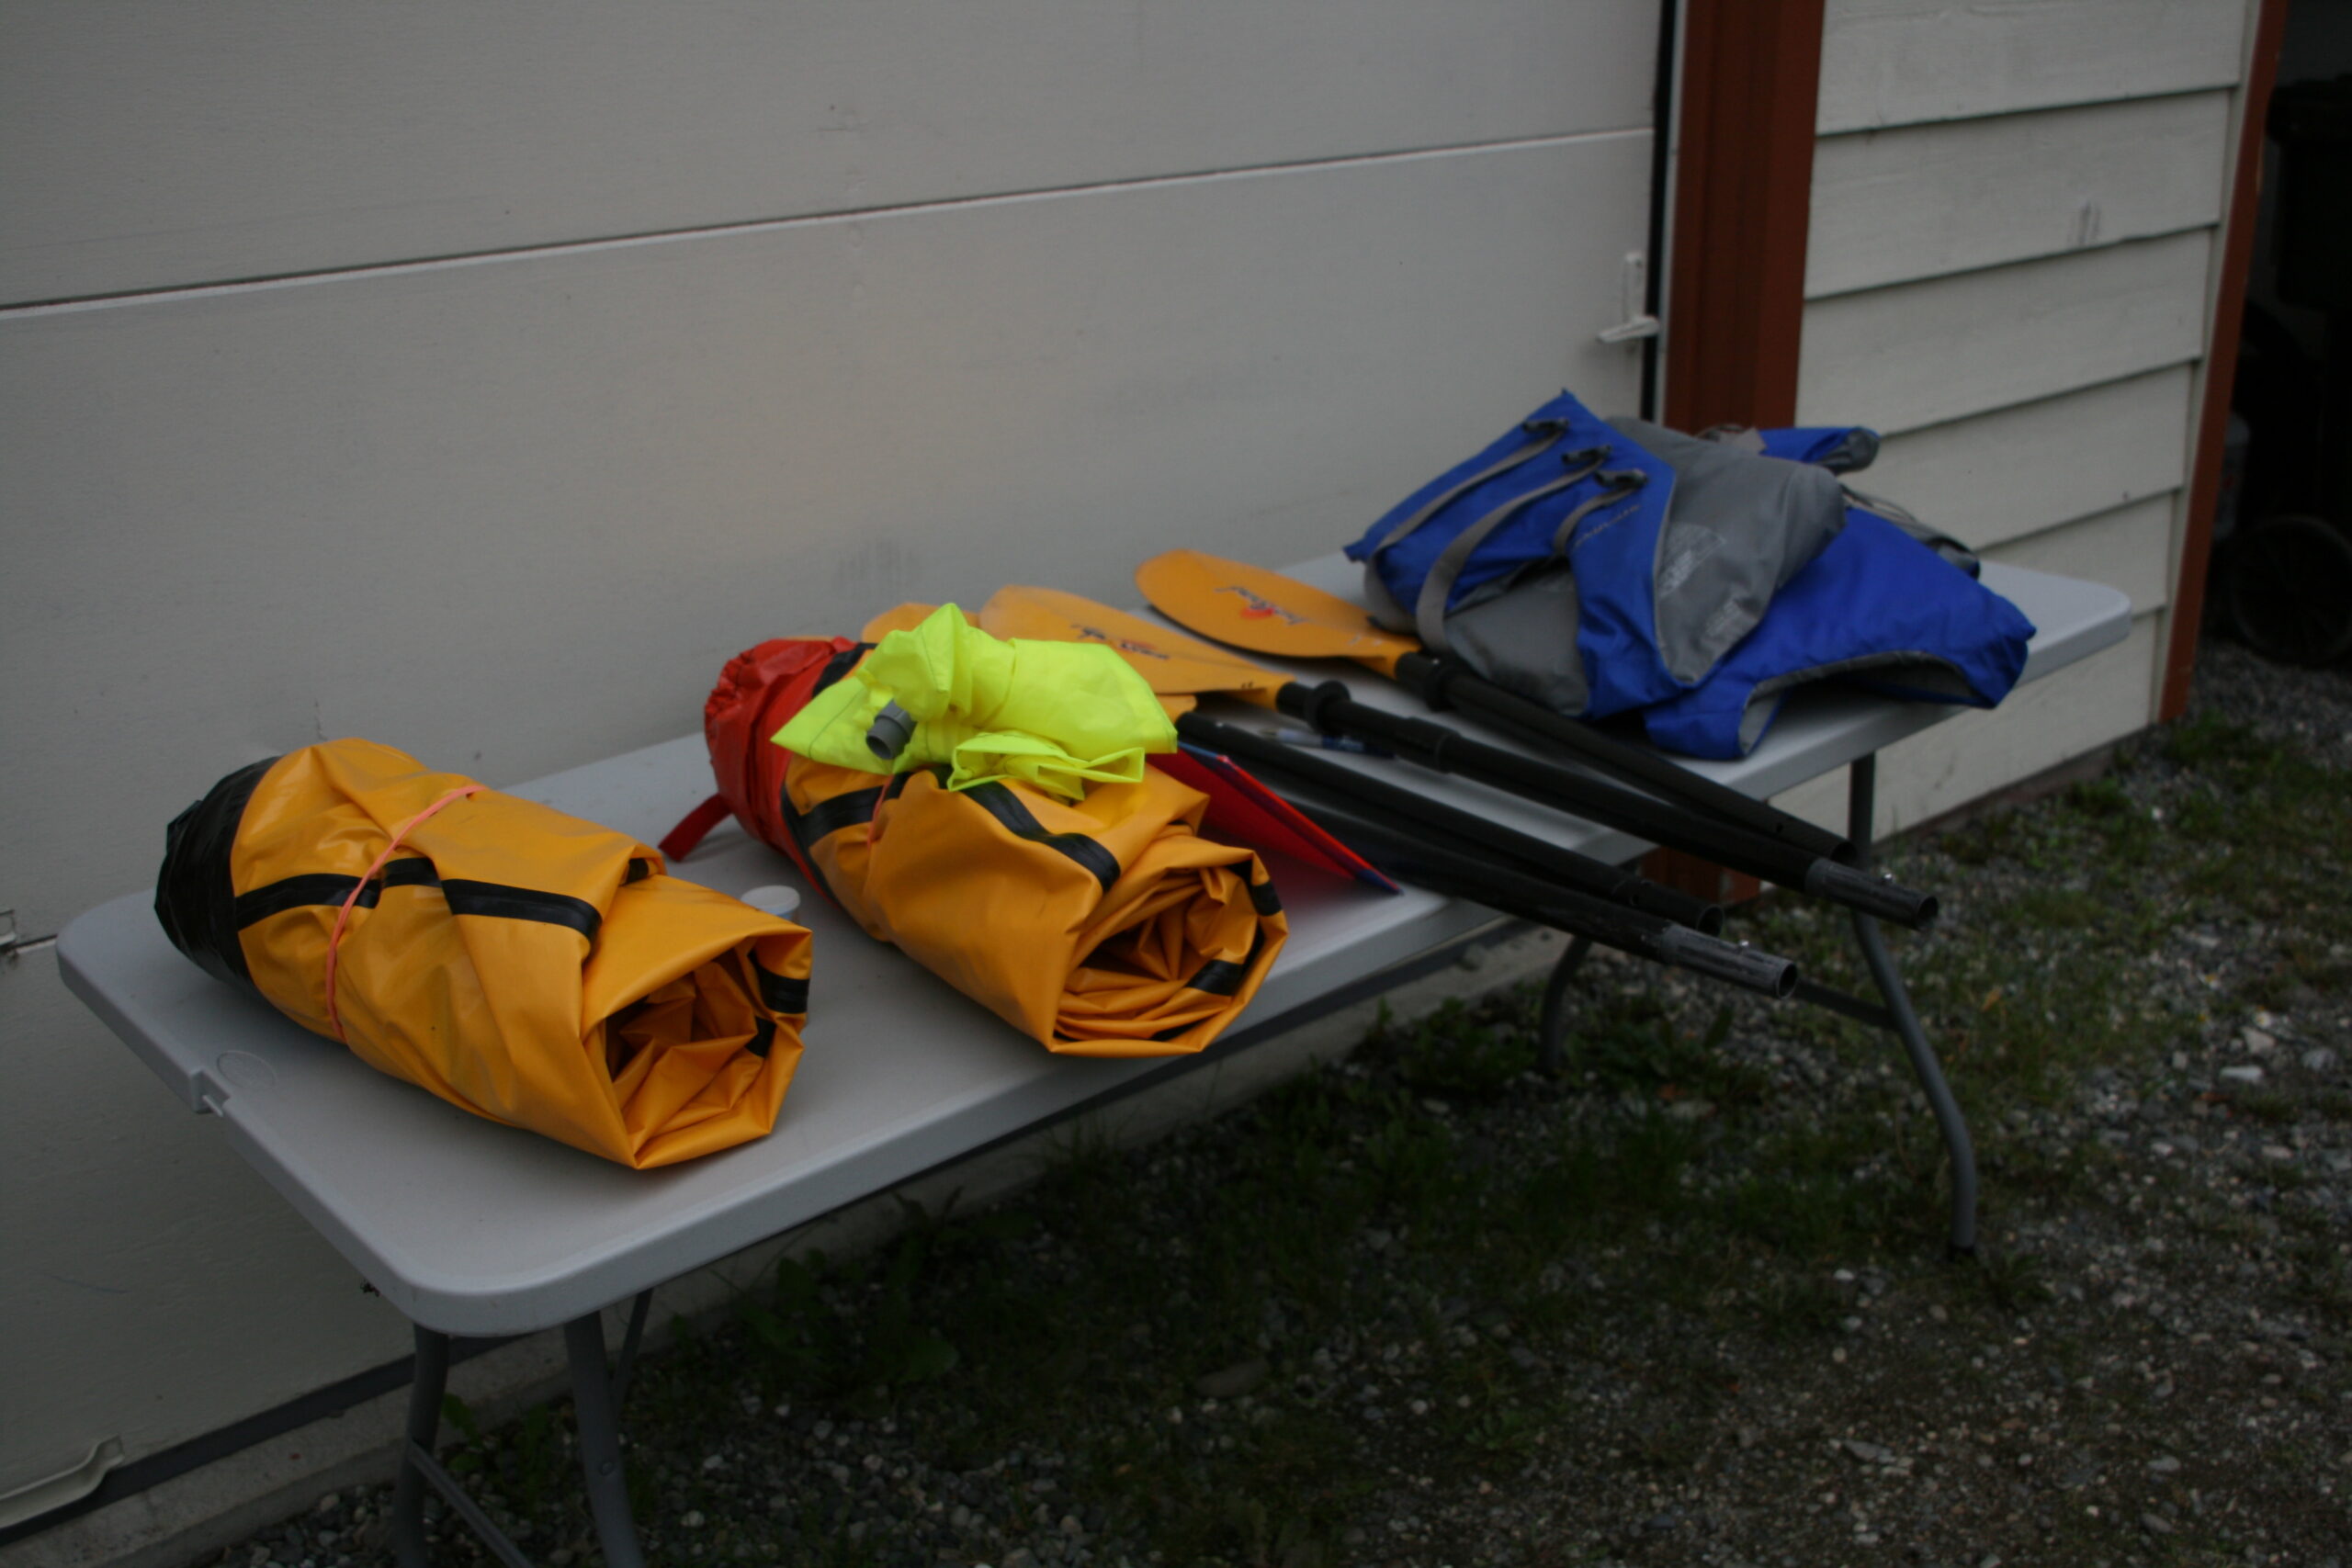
1644;0;1826;903
2162;0;2291;717
1660;0;1825;434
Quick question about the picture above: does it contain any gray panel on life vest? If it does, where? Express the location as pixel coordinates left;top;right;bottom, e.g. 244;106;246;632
1703;424;1880;475
1609;418;1850;684
1446;562;1591;715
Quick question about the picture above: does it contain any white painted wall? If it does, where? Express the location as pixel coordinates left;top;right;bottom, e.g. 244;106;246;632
0;0;1657;304
0;0;1661;1525
1783;0;2264;839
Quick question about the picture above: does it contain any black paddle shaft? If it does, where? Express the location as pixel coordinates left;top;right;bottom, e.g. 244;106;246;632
1182;714;1722;933
1272;680;1939;930
1392;649;1853;863
1291;798;1799;1000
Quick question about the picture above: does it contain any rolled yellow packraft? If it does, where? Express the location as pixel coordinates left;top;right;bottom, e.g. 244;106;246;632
697;634;1287;1057
155;739;811;1168
797;756;1283;1055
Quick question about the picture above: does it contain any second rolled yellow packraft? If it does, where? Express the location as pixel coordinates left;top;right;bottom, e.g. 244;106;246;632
695;630;1287;1057
796;755;1283;1055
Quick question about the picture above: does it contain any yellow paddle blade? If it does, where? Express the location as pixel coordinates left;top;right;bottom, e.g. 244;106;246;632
978;586;1289;703
1135;550;1419;677
860;602;943;640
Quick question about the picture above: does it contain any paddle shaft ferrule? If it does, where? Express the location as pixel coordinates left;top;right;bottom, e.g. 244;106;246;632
1185;714;1720;933
1295;800;1798;1000
1804;858;1939;928
1275;681;1938;931
1391;650;1853;864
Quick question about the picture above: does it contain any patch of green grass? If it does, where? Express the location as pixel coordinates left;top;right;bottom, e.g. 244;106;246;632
2007;886;2109;931
1622;1415;1707;1472
1936;808;2034;869
1194;1494;1334;1568
2162;711;2276;768
2246;934;2352;1010
511;1404;563;1517
439;1392;483;1445
2222;1088;2304;1126
2266;1159;2321;1194
1932;970;2135;1106
1963;1247;2056;1315
2063;775;2162;860
1739;1265;1849;1338
2292;1250;2352;1327
1385;993;1539;1100
2158;718;2352;919
1550;992;1772;1109
1360;1111;1463;1216
737;1251;857;1394
1712;1140;1907;1259
1984;1134;2113;1201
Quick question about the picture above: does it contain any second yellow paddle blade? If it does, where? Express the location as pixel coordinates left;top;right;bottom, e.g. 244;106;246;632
1135;550;1418;676
860;602;943;640
979;585;1288;702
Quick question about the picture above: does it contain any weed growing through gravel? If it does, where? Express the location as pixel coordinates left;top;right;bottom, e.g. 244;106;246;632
226;648;2352;1568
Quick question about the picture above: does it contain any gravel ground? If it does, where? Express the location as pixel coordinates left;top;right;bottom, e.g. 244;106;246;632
207;638;2350;1568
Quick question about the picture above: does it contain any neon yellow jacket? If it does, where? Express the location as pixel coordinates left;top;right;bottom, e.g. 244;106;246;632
775;604;1176;801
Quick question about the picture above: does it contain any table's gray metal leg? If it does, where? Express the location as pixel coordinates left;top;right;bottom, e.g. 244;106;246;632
390;1320;536;1568
566;1309;650;1568
1846;755;1978;1256
1535;935;1595;1074
392;1325;450;1568
609;1288;652;1410
388;1295;655;1567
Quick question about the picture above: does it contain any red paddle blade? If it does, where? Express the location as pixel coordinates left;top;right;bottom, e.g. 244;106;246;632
1151;745;1399;892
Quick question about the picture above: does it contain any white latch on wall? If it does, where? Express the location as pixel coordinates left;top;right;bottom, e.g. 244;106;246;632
0;908;59;966
1596;251;1660;344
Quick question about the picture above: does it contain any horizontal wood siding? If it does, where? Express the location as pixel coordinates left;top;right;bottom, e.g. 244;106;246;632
1807;92;2232;298
0;0;1656;305
1804;0;2253;833
1818;0;2246;133
1860;368;2194;550
1984;497;2177;615
1797;231;2211;434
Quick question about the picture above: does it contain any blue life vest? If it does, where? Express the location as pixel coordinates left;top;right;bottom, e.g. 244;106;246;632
1346;390;2036;755
1345;391;1848;719
1638;505;2039;759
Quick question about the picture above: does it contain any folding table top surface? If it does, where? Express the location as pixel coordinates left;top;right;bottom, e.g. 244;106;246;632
58;559;2129;1336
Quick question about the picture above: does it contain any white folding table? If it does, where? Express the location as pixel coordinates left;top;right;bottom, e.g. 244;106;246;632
59;559;2131;1567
